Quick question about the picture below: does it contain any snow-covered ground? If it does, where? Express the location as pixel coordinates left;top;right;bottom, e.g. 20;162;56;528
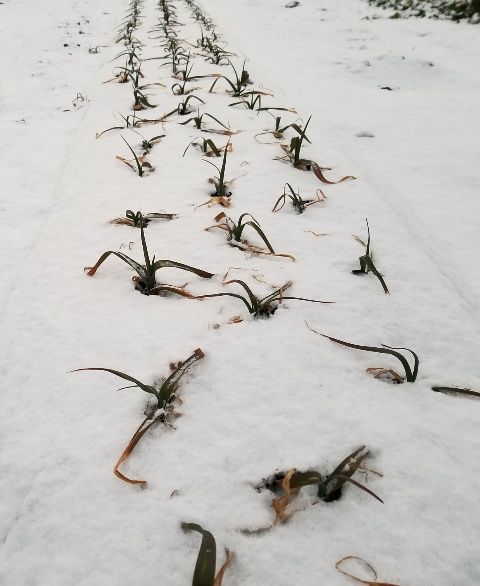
0;0;479;584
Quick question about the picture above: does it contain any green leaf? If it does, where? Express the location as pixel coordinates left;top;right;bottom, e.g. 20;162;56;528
182;523;217;586
72;367;158;398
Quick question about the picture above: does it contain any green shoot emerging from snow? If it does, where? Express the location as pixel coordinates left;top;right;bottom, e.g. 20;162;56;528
206;212;294;259
110;210;177;227
352;219;389;294
209;59;252;97
85;218;213;295
73;348;205;486
179;110;232;134
116;136;153;176
308;325;419;383
272;183;325;214
279;116;356;184
197;279;332;318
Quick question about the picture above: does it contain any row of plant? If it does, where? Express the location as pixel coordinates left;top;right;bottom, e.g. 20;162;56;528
77;0;478;583
367;0;480;22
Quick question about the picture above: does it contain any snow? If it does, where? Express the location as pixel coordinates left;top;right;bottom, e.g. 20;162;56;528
0;0;479;584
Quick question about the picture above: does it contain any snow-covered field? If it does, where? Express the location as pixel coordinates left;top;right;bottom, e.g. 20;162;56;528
1;0;479;584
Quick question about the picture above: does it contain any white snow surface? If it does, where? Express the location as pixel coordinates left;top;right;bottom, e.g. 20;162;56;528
1;0;479;584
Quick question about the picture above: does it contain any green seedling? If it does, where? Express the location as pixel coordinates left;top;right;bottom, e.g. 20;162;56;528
279;116;356;184
279;115;312;166
96;113;168;138
230;92;295;113
116;136;153;176
202;145;232;204
73;348;205;486
96;113;142;138
171;53;213;95
310;327;419;383
85;218;213;295
180;110;232;134
244;447;381;534
183;137;231;157
255;113;306;143
175;95;205;116
160;45;189;75
209;60;252;97
182;523;233;586
206;212;295;259
352;219;389;294
272;183;324;214
197;279;331;318
205;45;234;65
130;130;165;155
110;209;177;227
267;445;382;510
111;45;142;68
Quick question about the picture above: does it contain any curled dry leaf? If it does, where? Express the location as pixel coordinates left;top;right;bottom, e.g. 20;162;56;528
272;469;296;523
336;556;399;586
113;414;162;487
366;368;404;385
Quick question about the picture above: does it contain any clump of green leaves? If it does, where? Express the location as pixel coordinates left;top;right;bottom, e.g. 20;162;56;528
182;523;233;586
310;327;419;383
173;95;205;116
85;218;213;295
209;60;252;97
73;348;205;486
206;212;294;259
110;210;177;227
352;219;389;294
198;279;331;318
133;130;165;155
272;183;325;214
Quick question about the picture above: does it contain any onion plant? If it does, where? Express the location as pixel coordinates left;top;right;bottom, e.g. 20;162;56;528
312;328;419;383
255;113;308;143
183;137;230;158
175;95;205;116
265;446;382;511
179;110;232;134
110;210;177;227
116;136;153;176
206;212;291;258
73;348;205;486
272;183;324;214
209;60;252;97
182;523;233;586
279;116;356;184
171;53;213;95
243;447;381;534
352;219;389;294
85;218;213;295
197;279;332;318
